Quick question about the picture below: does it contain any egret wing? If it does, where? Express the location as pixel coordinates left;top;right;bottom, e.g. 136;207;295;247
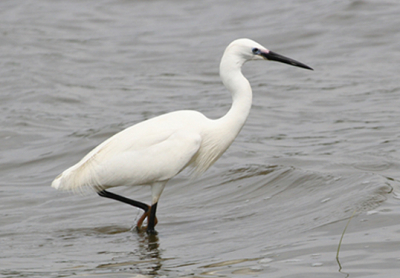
56;130;202;191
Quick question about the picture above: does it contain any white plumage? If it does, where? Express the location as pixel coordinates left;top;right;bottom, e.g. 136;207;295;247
52;38;312;234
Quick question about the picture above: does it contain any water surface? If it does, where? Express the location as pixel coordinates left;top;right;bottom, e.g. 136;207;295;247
1;0;400;277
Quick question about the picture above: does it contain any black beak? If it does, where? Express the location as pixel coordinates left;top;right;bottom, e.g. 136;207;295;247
261;51;313;70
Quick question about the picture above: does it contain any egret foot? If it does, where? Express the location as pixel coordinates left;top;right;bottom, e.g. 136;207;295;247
136;207;158;231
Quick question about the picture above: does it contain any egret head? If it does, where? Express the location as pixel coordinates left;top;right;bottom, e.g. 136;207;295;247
225;38;313;70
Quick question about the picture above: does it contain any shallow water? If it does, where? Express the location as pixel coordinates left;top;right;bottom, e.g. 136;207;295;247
1;0;400;277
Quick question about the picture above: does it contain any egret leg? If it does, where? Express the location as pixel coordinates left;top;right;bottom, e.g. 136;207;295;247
98;190;149;211
146;202;158;235
97;190;158;229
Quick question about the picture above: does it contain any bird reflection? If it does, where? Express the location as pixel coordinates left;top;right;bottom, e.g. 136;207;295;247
95;229;164;275
135;231;162;276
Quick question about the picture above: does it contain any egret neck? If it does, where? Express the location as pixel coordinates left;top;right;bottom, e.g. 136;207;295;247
218;49;253;140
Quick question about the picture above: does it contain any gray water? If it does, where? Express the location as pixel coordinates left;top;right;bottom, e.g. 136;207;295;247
1;0;400;277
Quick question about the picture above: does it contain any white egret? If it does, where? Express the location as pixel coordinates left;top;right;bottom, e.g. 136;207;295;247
52;38;312;234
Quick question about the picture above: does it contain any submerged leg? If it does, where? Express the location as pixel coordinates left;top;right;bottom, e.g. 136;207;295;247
98;190;157;229
146;202;158;235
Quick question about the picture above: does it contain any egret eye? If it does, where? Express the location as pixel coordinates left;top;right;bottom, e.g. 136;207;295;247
252;48;261;55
